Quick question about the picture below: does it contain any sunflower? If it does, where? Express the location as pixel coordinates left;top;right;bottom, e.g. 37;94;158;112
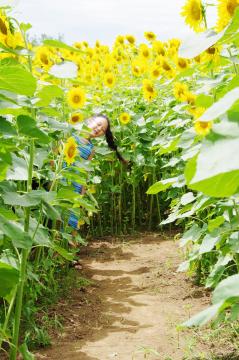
160;58;175;78
150;64;161;79
64;137;78;165
185;92;196;105
35;46;53;70
189;106;205;118
152;40;166;56
0;10;14;48
126;34;136;45
181;0;204;32
104;72;116;87
77;219;85;228
194;54;202;63
69;113;84;125
67;87;86;109
176;57;189;71
168;38;181;50
132;63;141;76
203;45;221;63
73;42;82;49
0;10;9;42
216;0;239;31
173;82;189;101
142;79;157;102
194;120;212;135
119;112;131;125
116;35;124;45
139;44;151;60
144;31;156;42
0;15;8;37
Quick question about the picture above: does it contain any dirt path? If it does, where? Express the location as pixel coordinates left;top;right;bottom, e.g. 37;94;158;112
37;233;212;360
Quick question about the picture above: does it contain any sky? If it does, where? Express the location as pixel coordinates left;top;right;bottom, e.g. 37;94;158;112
3;0;217;46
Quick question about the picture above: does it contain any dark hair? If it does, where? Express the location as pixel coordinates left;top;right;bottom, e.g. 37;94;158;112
94;114;128;164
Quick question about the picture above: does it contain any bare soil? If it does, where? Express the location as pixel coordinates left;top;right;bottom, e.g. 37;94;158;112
34;232;230;360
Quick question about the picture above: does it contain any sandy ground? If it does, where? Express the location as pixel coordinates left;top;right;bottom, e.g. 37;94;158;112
36;233;212;360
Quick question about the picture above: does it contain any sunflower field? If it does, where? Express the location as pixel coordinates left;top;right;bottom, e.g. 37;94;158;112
0;0;239;358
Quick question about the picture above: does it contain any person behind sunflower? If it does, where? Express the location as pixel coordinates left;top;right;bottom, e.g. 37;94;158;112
64;114;127;237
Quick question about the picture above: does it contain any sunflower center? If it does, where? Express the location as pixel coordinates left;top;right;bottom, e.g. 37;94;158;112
107;78;113;84
163;62;171;71
68;145;76;158
206;46;216;55
199;121;208;129
178;89;185;96
157;48;165;56
73;95;81;103
127;36;134;44
190;1;201;21
71;115;79;123
227;0;238;15
143;50;149;57
178;59;187;68
0;18;8;35
40;53;49;65
146;85;154;93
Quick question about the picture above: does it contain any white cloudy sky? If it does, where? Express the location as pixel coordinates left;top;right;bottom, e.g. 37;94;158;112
7;0;217;46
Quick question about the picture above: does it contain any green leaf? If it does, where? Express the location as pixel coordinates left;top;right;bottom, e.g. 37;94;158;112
0;207;18;221
6;154;28;181
190;171;239;198
17;115;50;144
43;39;82;53
0;65;36;96
180;192;195;205
75;197;97;212
0;41;19;55
29;218;51;247
57;188;79;201
184;155;197;184
20;22;32;32
19;343;34;360
0;108;30;117
0;216;32;249
188;138;239;197
208;216;225;232
146;177;178;194
35;85;63;107
182;302;224;327
198;87;239;122
0;262;19;298
43;202;61;221
213;274;239;304
206;255;232;288
180;224;202;247
159;137;179;155
199;233;220;255
0;92;19;105
229;303;239;321
177;260;190;272
3;190;56;207
0;116;17;135
53;245;74;261
178;29;226;59
195;94;214;108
